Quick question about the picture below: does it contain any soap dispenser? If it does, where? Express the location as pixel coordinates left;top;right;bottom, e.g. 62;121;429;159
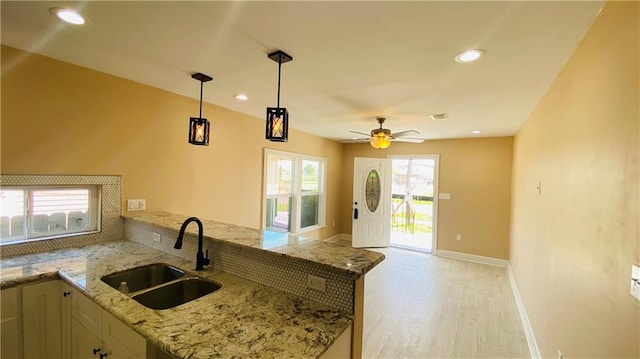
118;281;129;294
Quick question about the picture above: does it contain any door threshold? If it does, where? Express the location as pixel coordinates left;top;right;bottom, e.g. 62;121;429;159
390;243;432;254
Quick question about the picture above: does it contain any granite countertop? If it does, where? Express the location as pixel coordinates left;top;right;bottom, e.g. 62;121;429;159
123;211;385;280
0;241;352;359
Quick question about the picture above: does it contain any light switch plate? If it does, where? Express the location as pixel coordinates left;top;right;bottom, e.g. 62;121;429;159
631;264;640;301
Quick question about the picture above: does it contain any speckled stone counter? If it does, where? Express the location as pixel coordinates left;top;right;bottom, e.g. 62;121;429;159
0;241;352;359
123;211;385;280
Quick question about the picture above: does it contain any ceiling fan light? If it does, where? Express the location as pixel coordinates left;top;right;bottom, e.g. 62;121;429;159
370;136;391;149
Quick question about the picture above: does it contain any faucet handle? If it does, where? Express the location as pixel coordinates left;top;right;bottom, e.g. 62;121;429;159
203;250;211;266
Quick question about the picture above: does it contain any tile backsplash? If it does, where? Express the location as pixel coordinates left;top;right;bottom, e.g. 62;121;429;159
0;175;123;257
126;221;355;314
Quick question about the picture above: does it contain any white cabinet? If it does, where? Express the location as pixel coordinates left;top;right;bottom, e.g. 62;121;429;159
61;282;72;359
1;286;22;359
319;324;352;359
70;287;146;359
22;280;63;359
71;317;102;359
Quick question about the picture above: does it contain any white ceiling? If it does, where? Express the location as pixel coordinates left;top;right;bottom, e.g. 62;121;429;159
1;1;603;141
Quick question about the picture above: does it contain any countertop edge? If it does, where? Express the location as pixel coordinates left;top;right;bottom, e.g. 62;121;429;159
122;211;385;279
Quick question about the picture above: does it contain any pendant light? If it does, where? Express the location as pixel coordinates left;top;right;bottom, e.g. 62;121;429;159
266;50;293;142
189;72;213;146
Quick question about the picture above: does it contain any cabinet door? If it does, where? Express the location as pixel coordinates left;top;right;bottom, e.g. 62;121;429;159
71;318;102;359
71;287;102;337
101;311;146;359
61;282;72;359
22;280;62;359
1;287;22;359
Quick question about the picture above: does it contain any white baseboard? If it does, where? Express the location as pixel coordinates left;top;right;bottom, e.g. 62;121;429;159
436;250;539;358
507;265;540;359
436;249;509;267
324;233;351;243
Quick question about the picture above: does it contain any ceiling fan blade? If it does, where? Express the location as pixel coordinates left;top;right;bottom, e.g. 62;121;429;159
339;138;372;143
391;130;420;137
391;138;425;143
349;130;372;138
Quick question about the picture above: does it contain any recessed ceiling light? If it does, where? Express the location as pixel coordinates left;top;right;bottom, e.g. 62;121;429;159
234;94;248;101
351;137;358;140
50;8;86;25
455;49;485;63
472;130;481;134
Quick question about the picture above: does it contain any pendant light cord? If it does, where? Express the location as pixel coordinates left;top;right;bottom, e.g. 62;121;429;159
199;80;204;118
277;56;282;109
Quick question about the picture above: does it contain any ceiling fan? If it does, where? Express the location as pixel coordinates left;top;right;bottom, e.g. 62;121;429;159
344;117;424;149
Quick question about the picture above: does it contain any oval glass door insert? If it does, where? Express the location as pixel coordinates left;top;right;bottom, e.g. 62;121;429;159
365;169;381;212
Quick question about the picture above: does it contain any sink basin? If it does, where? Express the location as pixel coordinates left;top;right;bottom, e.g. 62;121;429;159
101;263;185;292
132;278;221;310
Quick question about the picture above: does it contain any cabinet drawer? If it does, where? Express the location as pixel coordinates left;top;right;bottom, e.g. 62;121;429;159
102;311;146;358
71;288;102;337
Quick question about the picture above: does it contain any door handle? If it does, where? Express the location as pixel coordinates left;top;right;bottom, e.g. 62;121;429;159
353;202;358;220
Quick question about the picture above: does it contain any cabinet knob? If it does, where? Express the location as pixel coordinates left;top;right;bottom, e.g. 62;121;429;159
99;353;108;359
92;348;101;355
63;291;71;297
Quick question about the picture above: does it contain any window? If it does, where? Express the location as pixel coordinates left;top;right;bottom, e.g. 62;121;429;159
263;149;326;233
0;186;101;244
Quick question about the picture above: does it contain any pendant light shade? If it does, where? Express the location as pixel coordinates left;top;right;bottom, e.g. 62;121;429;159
266;50;293;142
189;72;213;146
266;107;288;141
189;117;210;145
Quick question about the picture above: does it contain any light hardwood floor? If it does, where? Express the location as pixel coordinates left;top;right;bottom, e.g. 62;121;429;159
353;245;530;359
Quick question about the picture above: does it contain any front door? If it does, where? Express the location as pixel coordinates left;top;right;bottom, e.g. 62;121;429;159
352;157;392;248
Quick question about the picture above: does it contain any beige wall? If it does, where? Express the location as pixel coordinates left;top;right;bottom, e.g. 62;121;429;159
510;2;639;358
1;46;344;240
343;137;513;259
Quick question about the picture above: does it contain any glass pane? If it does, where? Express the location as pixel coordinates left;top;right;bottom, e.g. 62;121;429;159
266;154;293;196
408;159;435;199
301;160;319;192
31;189;90;234
301;195;319;229
265;195;291;232
0;189;25;240
365;170;381;212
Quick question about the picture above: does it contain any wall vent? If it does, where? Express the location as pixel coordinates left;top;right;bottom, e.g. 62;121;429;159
430;113;449;120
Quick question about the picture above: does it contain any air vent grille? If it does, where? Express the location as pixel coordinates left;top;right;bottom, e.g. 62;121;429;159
430;113;449;120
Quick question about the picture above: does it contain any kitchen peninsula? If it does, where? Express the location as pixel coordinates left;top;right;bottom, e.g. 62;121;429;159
0;211;385;359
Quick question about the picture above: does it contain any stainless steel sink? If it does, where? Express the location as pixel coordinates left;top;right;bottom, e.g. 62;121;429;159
132;277;221;310
101;263;221;310
101;263;185;292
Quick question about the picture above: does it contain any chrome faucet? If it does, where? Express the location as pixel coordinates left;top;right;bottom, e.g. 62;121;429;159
174;217;210;271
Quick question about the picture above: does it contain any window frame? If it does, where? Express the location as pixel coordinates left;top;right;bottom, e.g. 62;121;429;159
0;185;102;245
262;149;327;234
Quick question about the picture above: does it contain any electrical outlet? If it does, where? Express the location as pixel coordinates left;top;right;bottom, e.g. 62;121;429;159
307;275;326;292
631;264;640;301
456;234;462;241
152;232;162;243
127;199;146;211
